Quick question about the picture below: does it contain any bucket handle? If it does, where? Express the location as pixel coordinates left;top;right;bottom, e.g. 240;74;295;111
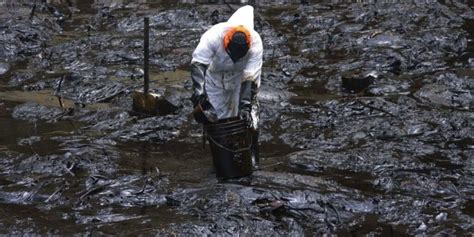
207;133;252;153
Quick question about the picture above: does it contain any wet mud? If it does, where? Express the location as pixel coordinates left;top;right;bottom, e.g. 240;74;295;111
0;0;472;235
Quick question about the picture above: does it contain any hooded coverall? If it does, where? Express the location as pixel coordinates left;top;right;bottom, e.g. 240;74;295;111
191;5;263;129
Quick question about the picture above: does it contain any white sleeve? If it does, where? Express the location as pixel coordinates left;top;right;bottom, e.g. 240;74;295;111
243;32;263;87
191;26;221;65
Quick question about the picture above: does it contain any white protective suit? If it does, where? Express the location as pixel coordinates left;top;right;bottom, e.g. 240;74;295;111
191;5;263;129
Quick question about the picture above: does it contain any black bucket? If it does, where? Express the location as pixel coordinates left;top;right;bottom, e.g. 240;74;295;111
204;117;252;179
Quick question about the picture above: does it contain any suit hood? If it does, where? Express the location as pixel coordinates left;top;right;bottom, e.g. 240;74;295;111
227;5;254;30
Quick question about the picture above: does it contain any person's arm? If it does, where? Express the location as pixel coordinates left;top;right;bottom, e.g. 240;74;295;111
190;26;220;107
190;62;208;107
239;33;263;124
190;26;222;123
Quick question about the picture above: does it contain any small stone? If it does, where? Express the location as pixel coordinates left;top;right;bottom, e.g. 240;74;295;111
18;136;41;146
0;62;10;75
435;212;447;222
416;222;427;232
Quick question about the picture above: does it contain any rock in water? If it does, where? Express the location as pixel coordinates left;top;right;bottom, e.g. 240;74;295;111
0;62;10;75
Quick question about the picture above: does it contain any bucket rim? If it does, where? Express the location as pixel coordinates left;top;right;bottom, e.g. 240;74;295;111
208;129;249;138
204;118;245;128
206;123;247;133
207;133;252;153
205;122;246;130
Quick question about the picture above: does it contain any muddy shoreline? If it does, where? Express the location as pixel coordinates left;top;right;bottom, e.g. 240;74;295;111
0;0;472;235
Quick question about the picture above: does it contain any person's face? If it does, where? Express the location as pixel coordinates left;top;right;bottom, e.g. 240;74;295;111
227;32;249;63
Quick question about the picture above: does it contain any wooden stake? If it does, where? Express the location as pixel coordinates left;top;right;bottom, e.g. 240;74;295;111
144;17;150;94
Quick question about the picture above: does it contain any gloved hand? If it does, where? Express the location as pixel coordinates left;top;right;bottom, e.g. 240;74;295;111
193;106;209;124
190;61;218;124
192;97;218;124
240;109;251;126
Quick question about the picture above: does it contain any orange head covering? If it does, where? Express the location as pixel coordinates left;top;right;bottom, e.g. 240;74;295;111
223;25;252;50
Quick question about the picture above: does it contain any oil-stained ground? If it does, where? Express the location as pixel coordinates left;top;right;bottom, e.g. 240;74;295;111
0;0;472;235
